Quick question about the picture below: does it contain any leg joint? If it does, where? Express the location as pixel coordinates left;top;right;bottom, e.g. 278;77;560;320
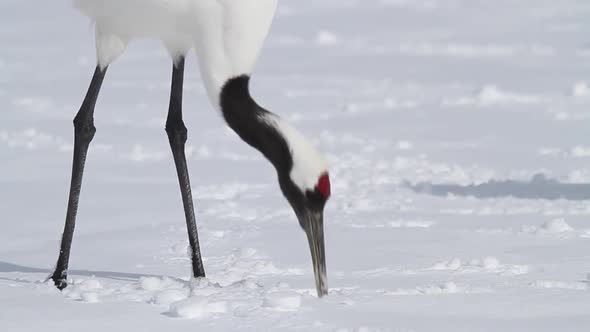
73;114;96;142
166;121;188;145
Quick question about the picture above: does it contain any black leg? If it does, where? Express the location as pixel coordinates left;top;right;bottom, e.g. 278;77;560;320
51;66;108;290
165;58;206;278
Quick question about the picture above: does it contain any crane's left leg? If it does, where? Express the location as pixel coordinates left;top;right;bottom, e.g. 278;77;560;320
165;57;206;278
51;66;107;289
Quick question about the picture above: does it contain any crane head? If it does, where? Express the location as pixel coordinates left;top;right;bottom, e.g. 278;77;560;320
278;170;330;298
267;116;331;298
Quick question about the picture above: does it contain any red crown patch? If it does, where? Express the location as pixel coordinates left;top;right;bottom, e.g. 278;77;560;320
317;173;331;199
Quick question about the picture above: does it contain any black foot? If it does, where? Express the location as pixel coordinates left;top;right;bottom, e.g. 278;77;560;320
51;272;68;290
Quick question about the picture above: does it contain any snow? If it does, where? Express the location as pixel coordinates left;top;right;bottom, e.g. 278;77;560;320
168;298;227;319
444;85;543;107
152;288;189;306
572;81;590;99
2;0;590;331
315;30;340;47
262;290;303;311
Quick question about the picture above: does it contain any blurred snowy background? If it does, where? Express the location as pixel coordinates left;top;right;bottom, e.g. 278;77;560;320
1;0;590;331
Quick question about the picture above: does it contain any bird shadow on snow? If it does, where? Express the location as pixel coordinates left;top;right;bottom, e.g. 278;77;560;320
404;173;590;201
0;261;161;284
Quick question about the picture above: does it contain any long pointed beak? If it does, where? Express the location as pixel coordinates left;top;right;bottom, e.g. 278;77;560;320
302;211;328;297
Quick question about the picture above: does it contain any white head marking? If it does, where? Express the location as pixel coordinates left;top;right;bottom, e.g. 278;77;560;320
261;114;329;192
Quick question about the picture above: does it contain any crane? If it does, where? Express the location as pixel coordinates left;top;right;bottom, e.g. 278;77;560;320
50;0;331;298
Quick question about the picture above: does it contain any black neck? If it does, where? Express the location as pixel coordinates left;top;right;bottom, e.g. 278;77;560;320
219;76;293;178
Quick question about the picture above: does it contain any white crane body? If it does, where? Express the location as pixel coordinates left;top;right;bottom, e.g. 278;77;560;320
75;0;277;103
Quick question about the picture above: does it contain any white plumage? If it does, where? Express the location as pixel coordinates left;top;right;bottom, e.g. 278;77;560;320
261;113;329;192
74;0;277;104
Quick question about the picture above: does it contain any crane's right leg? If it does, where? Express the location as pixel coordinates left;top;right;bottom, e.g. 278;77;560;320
165;57;206;279
51;66;108;290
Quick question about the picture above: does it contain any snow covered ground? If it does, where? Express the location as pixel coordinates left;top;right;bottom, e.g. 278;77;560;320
2;0;590;331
